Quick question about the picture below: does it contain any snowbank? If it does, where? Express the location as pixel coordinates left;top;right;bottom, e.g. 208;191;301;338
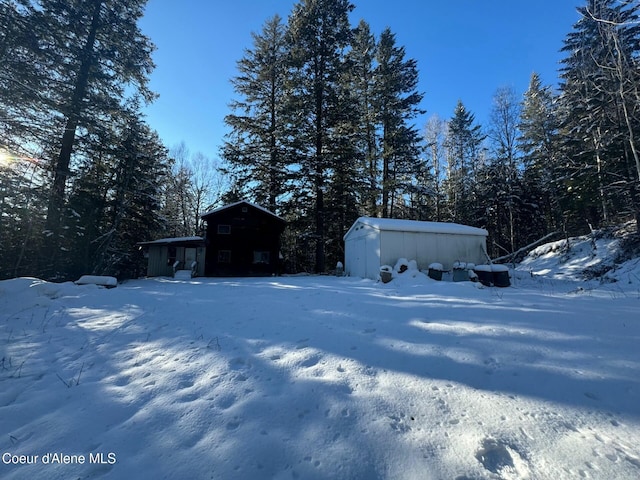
75;275;118;288
517;223;640;288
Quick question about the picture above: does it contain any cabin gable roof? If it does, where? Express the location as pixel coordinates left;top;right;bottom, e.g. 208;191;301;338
201;200;285;224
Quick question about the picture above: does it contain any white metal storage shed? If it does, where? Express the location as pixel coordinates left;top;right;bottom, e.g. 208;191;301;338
343;217;489;279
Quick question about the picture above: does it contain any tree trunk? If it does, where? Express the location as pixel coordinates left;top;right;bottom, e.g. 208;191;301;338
44;0;102;240
593;132;608;224
314;56;325;273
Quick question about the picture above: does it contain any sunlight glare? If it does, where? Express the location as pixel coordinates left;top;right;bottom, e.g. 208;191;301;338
0;150;10;166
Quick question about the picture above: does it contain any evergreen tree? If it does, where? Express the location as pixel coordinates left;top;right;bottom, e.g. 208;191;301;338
96;116;167;278
163;162;196;238
219;2;426;271
0;2;58;277
32;0;155;260
65;110;169;279
345;19;379;216
519;73;562;236
285;0;354;272
1;0;157;279
222;15;290;213
443;101;484;225
558;0;640;232
0;1;56;156
0;152;49;279
375;28;425;218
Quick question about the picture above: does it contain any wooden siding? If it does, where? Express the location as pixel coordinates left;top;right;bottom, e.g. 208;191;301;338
145;245;206;277
202;202;285;277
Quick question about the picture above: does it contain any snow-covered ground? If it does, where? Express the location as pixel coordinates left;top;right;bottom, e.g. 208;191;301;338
1;240;640;479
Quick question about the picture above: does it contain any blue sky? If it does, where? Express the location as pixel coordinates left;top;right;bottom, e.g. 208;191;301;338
140;1;584;159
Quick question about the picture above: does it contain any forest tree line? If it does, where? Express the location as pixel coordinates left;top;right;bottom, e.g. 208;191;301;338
1;0;639;280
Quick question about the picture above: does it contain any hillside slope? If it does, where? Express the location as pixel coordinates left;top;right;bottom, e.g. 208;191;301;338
516;221;640;290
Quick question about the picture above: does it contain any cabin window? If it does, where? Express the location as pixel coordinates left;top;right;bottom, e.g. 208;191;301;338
217;224;231;234
253;251;270;264
218;250;231;263
167;246;177;266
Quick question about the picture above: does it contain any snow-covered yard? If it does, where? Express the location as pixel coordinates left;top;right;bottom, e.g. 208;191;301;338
1;266;639;479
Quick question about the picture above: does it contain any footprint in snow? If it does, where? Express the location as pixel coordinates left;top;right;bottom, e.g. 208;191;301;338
229;357;248;370
226;419;241;431
216;394;237;410
300;355;321;368
177;379;194;390
475;438;529;478
179;393;199;403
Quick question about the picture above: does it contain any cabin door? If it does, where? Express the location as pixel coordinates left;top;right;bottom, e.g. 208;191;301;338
184;248;197;269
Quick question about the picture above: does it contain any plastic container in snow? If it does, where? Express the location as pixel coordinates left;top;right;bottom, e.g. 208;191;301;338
491;264;510;287
473;265;493;286
428;262;444;281
379;265;393;283
452;262;469;282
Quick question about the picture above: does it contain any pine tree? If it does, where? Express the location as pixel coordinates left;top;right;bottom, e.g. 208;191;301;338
375;28;425;218
96;116;167;278
0;2;58;277
0;1;56;155
65;110;169;279
222;14;290;213
33;0;156;259
558;0;640;232
1;0;157;278
285;0;354;272
345;20;378;216
519;73;562;235
443;101;485;225
0;153;49;279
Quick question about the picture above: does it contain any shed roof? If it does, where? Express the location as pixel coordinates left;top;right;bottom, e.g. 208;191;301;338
201;200;285;222
137;236;204;247
344;217;488;240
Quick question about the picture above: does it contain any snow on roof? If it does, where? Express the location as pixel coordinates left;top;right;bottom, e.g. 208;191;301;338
345;217;488;239
201;200;285;222
137;236;204;246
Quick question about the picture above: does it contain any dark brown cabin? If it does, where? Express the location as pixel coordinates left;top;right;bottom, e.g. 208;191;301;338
201;201;286;277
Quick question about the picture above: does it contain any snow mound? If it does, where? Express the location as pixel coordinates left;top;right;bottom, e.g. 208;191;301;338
517;222;640;288
75;275;118;288
0;278;82;306
389;258;431;285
